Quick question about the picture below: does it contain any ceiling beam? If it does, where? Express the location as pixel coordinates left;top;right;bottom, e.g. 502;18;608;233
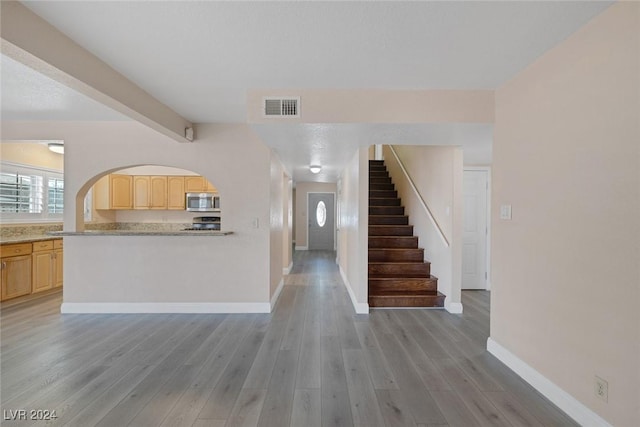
1;1;194;143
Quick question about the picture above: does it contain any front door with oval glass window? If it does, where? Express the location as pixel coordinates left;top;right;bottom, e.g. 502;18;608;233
308;193;335;250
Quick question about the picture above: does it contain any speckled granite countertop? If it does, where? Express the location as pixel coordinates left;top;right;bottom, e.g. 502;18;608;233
48;230;233;237
0;235;62;245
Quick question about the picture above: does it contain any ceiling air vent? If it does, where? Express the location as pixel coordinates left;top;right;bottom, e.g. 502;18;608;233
264;97;300;118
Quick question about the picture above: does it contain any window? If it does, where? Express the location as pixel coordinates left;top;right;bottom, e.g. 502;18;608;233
316;200;327;227
48;177;64;214
0;162;63;223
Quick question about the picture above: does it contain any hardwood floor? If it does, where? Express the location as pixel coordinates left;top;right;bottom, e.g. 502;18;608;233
0;250;577;427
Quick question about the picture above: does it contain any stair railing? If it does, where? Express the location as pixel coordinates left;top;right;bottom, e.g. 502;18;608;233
388;145;450;247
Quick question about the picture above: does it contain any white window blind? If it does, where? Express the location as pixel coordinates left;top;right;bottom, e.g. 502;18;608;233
0;162;63;222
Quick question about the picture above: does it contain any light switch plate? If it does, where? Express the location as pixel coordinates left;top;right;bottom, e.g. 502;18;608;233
500;205;512;220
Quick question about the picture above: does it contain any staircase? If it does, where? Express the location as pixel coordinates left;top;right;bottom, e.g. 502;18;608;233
368;159;445;308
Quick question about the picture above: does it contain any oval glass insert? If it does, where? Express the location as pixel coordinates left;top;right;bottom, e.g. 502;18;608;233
316;201;327;227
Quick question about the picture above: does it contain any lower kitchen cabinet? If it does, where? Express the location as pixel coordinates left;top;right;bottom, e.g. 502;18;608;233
0;239;63;301
53;240;63;288
1;254;32;301
32;240;54;293
1;243;33;301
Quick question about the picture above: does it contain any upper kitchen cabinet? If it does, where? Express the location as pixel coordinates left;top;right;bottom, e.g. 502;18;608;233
94;174;133;210
167;176;185;209
184;176;217;193
90;166;217;212
133;176;150;209
149;176;168;209
133;176;168;209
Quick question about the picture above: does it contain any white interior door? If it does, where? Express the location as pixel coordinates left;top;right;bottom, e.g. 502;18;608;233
308;193;335;250
462;170;488;289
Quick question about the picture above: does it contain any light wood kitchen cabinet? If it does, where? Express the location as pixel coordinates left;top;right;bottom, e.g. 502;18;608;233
53;240;63;288
0;240;63;300
133;176;150;209
167;176;185;209
94;174;133;209
95;173;215;210
32;240;54;293
111;174;133;209
134;176;168;209
149;176;168;209
185;176;217;193
1;243;33;301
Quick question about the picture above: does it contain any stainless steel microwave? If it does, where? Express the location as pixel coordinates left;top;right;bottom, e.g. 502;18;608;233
186;192;220;212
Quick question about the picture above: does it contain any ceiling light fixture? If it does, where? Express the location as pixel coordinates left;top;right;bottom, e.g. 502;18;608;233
309;165;322;174
48;141;64;154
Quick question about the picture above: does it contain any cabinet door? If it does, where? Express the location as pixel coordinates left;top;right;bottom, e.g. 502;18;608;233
167;176;185;210
53;249;63;288
149;176;168;209
133;176;150;209
1;255;32;301
184;176;205;192
32;251;53;293
93;175;111;210
110;174;133;209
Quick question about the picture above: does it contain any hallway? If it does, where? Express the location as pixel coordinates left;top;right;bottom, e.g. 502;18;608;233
0;250;577;426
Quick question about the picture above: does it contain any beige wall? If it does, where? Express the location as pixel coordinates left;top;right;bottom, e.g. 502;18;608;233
248;89;494;124
384;145;463;312
282;174;293;272
0;141;64;171
491;3;639;426
269;153;285;298
337;147;369;313
2;121;274;308
294;181;338;249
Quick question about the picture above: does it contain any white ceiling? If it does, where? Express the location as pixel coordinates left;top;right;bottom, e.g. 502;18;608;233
253;123;493;182
3;1;612;182
1;54;128;121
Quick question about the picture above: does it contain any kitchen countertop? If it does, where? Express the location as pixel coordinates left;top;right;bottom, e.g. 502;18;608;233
48;230;233;237
0;235;63;245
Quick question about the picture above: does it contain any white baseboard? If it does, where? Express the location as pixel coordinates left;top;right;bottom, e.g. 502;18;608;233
338;265;369;314
61;302;271;314
295;245;308;251
487;338;612;427
270;278;285;310
445;301;463;314
283;262;293;275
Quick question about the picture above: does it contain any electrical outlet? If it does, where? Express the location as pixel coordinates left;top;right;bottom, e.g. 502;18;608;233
595;376;608;402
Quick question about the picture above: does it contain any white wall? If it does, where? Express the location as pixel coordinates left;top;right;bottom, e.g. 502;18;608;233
294;181;338;249
2;121;274;310
491;3;639;426
337;147;369;314
383;145;463;312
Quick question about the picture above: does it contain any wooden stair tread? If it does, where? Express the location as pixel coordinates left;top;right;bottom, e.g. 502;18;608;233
369;289;440;296
368;292;445;308
368;274;437;279
369;247;422;251
368;261;429;265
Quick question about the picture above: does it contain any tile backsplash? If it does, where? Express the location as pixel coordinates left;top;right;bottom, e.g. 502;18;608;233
0;223;63;239
1;222;191;239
